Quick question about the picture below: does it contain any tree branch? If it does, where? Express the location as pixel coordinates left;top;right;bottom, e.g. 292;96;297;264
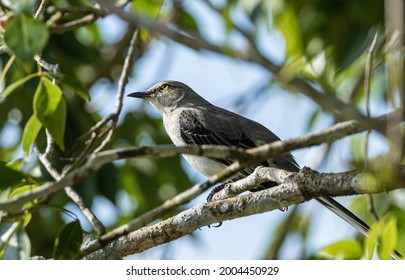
93;28;139;152
34;0;49;19
83;166;405;259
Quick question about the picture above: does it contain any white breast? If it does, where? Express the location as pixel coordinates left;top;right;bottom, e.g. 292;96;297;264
162;109;227;177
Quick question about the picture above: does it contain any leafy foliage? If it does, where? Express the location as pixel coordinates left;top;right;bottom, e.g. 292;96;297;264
4;14;49;65
53;220;83;260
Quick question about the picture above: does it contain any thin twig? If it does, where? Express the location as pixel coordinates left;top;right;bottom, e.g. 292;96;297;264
37;133;106;236
34;55;60;74
46;5;106;15
48;13;100;33
67;27;139;157
34;0;49;19
66;114;114;156
65;186;106;235
94;28;139;153
37;130;60;179
385;0;404;170
62;132;99;177
364;30;380;221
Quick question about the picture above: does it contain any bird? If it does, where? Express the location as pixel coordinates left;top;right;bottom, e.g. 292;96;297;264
128;80;401;259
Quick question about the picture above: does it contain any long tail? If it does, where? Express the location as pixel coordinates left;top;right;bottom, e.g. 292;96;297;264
316;196;402;260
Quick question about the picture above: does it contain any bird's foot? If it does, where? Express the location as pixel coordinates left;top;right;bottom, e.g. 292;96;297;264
206;184;226;202
206;183;230;228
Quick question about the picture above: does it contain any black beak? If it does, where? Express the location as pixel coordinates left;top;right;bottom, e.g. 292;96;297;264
127;91;151;98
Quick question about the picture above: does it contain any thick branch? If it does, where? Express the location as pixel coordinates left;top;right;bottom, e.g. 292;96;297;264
84;167;405;259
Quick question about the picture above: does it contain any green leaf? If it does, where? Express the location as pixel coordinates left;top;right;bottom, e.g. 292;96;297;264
56;73;91;101
273;5;303;58
34;77;66;150
4;15;49;64
364;213;399;260
131;0;164;18
0;162;26;190
307;109;320;130
378;216;398;260
131;0;164;41
9;185;37;220
0;73;39;101
320;239;363;260
175;10;199;34
22;114;42;154
365;223;379;260
53;220;83;260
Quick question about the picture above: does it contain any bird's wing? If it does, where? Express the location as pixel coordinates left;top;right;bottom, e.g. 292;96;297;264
179;109;257;148
178;109;267;167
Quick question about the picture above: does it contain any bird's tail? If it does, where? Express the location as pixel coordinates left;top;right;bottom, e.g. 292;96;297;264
316;196;402;260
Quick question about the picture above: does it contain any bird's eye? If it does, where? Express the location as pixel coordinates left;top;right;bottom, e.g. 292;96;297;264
161;84;170;91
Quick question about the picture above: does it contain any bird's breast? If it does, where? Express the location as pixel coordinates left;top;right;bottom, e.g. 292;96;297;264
182;155;227;178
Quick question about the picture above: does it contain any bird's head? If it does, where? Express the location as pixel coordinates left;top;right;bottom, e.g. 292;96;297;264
128;80;198;114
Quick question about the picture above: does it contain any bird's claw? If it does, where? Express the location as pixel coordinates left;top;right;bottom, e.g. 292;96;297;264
206;184;226;202
207;222;223;228
206;184;228;227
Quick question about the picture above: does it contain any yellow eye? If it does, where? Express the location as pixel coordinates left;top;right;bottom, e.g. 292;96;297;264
161;84;170;91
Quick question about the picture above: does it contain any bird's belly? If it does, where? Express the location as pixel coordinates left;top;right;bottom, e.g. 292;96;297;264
182;155;227;178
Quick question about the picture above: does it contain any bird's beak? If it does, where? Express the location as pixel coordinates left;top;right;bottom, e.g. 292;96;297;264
127;91;151;98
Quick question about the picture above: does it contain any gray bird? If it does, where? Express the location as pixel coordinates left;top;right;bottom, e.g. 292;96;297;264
128;80;400;258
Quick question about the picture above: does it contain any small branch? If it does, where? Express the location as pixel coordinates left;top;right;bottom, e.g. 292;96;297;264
384;0;405;180
364;30;380;221
45;2;108;33
37;130;59;179
94;28;140;153
62;132;99;177
34;0;49;19
48;13;100;33
64;186;106;235
46;5;106;15
67;27;139;159
34;55;60;75
37;132;106;236
66;114;114;156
